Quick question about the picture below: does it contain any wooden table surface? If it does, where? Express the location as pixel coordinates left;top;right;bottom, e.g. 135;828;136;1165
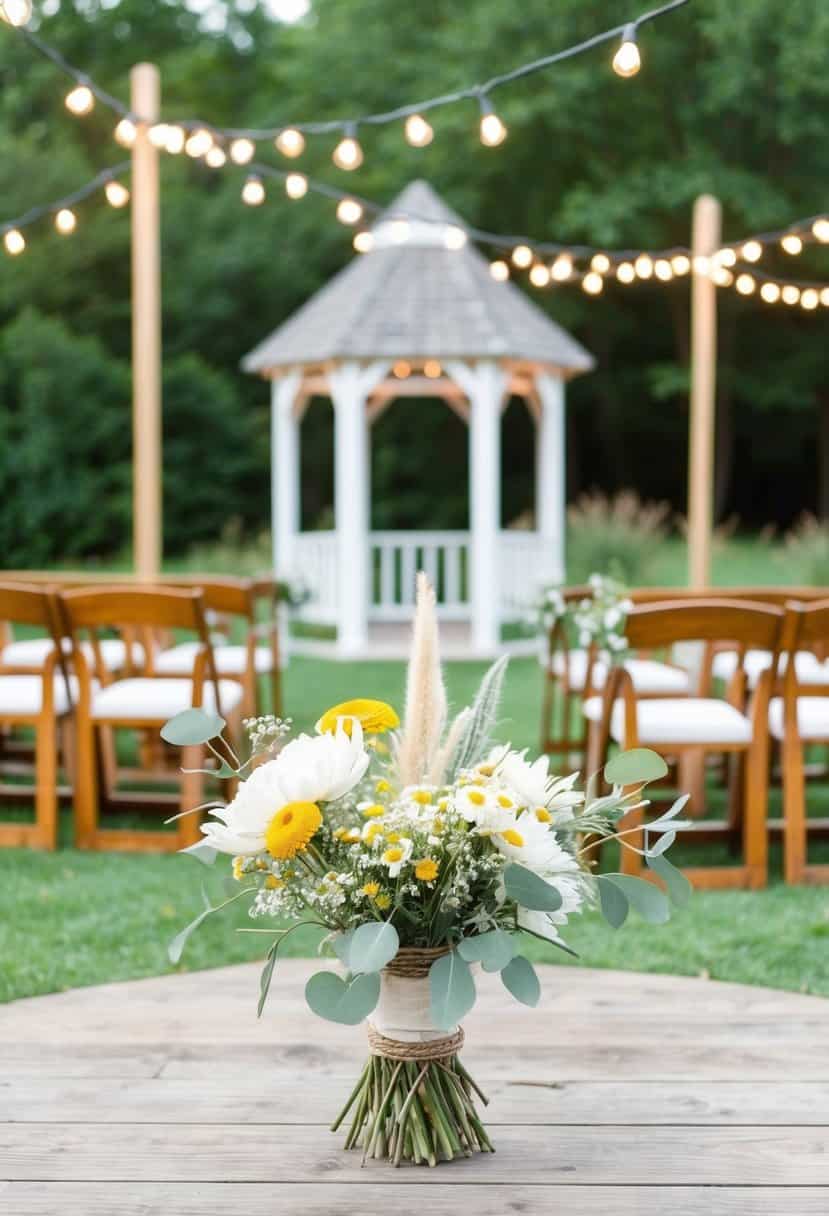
1;960;828;1215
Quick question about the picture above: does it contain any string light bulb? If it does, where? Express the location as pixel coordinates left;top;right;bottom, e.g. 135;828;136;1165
812;218;829;243
710;266;733;287
0;1;32;26
634;253;653;279
230;138;255;165
478;95;507;147
489;259;509;281
424;360;442;379
781;233;803;255
393;361;411;379
612;24;641;78
241;175;266;206
275;128;305;158
353;231;374;253
821;288;829;308
105;180;130;208
760;282;780;304
164;125;186;154
715;248;737;268
591;253;611;273
333;125;363;171
801;288;819;310
54;208;77;235
285;172;308;200
404;113;434;147
336;197;363;224
671;254;691;275
551;253;573;281
65;84;94;116
511;244;533;269
740;240;762;262
4;228;25;255
582;271;604;295
149;124;170;149
654;258;673;281
114;118;136;148
735;273;755;295
781;285;801;305
616;261;636;283
529;263;551;287
444;225;467;250
206;146;227;168
185;128;213;158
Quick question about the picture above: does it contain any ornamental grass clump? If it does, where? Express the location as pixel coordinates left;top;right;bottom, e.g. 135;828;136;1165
163;573;691;1166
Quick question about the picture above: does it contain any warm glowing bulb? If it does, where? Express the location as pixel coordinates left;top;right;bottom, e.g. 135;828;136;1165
105;180;130;208
612;29;641;79
285;172;308;200
821;288;829;308
333;133;363;171
275;128;305;158
336;197;363;224
4;228;25;255
781;233;803;255
511;244;533;269
812;218;829;243
206;146;227;168
165;125;186;155
230;138;255;165
0;0;32;26
444;225;467;250
634;253;653;279
616;261;636;284
715;248;737;267
671;254;691;276
735;273;755;295
582;271;604;295
242;175;266;206
185;128;213;158
591;253;611;273
424;360;442;378
710;266;733;287
781;285;801;305
654;259;673;281
405;113;433;147
388;219;410;244
479;97;507;147
65;84;94;116
740;240;762;263
760;282;780;304
489;259;509;281
693;255;710;275
55;208;76;235
149;124;170;149
353;231;374;253
529;263;551;287
551;253;573;281
801;289;819;310
393;361;411;379
114;118;137;148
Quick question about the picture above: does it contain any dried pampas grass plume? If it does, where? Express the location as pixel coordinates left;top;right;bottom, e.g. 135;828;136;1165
394;573;447;787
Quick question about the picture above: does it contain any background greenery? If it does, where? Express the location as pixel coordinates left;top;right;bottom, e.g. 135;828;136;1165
2;0;829;567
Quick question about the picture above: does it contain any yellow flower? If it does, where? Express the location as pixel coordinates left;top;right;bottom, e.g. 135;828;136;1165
341;829;361;844
361;881;380;898
500;828;525;848
477;763;496;777
361;804;386;818
375;778;391;794
411;789;433;805
466;788;487;807
316;699;400;736
232;857;245;881
534;807;552;823
414;858;439;882
385;831;401;844
265;801;322;859
497;793;516;809
432;817;445;834
363;822;384;844
375;893;392;910
382;846;405;865
265;875;283;890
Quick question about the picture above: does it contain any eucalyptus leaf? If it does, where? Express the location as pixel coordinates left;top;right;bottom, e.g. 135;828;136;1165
647;852;692;908
603;873;670;924
647;829;676;856
503;863;563;912
305;970;380;1025
596;874;629;928
168;906;213;964
257;941;279;1018
348;921;399;973
161;707;225;746
457;928;517;972
501;955;541;1006
429;950;476;1031
605;747;668;787
178;840;218;866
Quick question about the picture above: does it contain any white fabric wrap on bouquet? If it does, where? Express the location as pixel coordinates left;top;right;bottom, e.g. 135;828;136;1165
371;972;454;1043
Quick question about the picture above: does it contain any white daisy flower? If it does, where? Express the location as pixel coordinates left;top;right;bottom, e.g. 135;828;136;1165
381;837;413;877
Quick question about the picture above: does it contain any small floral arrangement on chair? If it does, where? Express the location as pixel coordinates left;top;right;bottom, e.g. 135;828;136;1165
541;572;634;661
163;574;689;1167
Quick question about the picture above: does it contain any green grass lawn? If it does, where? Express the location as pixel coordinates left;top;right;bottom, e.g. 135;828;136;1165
2;652;828;1004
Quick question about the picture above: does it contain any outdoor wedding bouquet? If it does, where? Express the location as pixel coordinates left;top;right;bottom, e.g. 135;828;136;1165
164;574;689;1167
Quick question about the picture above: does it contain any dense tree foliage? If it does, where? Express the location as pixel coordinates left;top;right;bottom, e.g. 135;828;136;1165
1;0;828;561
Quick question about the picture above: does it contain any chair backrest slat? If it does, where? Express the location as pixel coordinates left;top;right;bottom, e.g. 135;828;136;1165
624;599;784;651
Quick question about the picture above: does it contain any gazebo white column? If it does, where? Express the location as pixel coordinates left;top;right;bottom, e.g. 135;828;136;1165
271;370;302;579
536;372;567;584
448;360;507;655
329;361;389;656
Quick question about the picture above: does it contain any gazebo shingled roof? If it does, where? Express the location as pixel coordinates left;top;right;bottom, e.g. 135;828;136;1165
242;180;595;376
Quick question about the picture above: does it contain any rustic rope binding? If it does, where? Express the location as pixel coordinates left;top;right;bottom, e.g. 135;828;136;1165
383;945;449;978
367;1024;465;1061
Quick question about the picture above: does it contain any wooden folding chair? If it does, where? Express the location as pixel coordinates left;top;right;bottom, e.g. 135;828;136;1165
59;586;243;853
592;599;784;890
770;599;829;885
0;582;72;850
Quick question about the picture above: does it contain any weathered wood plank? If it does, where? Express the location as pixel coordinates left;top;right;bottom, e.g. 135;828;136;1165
4;1078;828;1126
2;1124;827;1184
3;1184;829;1216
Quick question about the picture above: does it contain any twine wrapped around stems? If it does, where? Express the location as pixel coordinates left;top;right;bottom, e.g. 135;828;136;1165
383;945;449;978
367;1024;464;1060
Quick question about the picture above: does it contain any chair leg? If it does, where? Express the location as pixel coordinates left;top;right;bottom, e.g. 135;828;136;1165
73;714;100;849
743;737;769;890
678;750;707;818
59;717;77;788
33;717;59;850
177;743;205;849
782;733;807;885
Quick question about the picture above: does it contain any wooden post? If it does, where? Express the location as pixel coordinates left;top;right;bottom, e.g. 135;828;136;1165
536;372;567;584
131;64;162;581
687;193;721;589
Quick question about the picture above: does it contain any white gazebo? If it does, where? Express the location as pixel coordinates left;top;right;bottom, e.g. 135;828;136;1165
243;181;594;658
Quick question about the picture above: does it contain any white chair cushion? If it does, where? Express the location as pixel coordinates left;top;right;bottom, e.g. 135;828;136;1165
155;642;274;676
768;695;829;741
91;678;242;722
1;637;144;672
712;648;829;688
551;650;689;695
585;696;752;746
0;674;84;717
